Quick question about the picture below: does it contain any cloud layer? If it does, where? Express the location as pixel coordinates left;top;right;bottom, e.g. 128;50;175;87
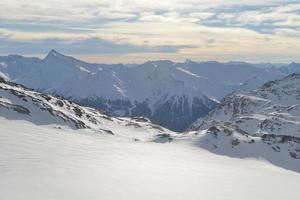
0;0;299;63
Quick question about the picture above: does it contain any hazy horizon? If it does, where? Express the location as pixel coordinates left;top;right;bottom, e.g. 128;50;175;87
0;49;297;65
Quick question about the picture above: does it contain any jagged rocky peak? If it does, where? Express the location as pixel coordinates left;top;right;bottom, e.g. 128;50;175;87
45;49;63;59
44;49;82;65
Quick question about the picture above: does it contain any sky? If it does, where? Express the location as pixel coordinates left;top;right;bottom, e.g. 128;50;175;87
0;0;300;63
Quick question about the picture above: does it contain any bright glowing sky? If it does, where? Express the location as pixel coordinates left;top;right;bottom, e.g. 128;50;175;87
0;0;299;63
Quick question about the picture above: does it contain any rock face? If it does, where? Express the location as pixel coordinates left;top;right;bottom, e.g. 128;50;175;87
188;74;300;165
0;77;173;141
0;50;285;131
79;94;216;132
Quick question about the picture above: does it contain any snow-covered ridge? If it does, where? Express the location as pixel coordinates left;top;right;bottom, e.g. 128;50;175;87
185;74;300;169
190;74;300;135
0;76;173;141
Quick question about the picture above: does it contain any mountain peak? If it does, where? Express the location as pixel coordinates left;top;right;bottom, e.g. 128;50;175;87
48;49;59;56
44;49;65;60
184;58;193;64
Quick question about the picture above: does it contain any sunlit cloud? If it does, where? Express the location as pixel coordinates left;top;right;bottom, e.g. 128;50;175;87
0;0;299;62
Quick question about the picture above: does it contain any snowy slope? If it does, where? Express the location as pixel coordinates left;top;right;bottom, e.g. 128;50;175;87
0;76;173;141
188;74;300;166
0;50;286;131
1;116;300;200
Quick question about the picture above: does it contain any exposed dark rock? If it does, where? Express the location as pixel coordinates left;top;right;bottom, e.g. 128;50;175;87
153;133;173;143
101;129;114;135
232;138;240;146
207;126;221;134
73;107;83;117
40;94;51;101
132;116;149;122
126;122;142;128
56;100;64;107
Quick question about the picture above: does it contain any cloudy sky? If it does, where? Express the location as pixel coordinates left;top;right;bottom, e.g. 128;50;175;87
0;0;299;63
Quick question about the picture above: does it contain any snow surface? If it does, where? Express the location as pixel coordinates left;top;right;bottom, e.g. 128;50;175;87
176;67;202;78
1;117;300;200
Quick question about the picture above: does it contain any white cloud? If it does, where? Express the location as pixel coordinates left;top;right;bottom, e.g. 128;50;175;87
234;3;300;26
0;0;293;22
0;0;299;62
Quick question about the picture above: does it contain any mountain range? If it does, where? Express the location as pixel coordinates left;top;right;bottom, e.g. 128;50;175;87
1;62;300;200
0;50;297;131
0;67;299;173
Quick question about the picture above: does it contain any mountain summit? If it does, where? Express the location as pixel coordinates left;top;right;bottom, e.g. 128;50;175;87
45;49;60;57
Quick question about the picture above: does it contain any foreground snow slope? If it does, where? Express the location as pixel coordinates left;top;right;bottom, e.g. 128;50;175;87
1;118;300;200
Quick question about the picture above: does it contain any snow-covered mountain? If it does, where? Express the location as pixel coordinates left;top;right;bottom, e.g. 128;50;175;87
0;50;286;131
0;76;173;141
0;50;122;90
188;74;300;169
1;75;300;200
1;77;300;200
280;62;300;74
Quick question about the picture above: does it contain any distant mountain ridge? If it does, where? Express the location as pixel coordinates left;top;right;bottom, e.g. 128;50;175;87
0;50;288;131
